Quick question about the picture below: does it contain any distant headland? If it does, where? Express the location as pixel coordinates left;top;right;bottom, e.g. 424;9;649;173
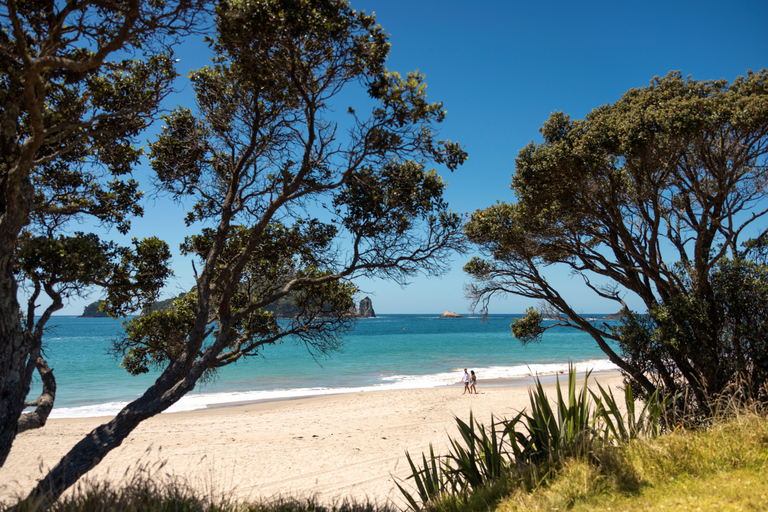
80;295;377;319
79;302;110;318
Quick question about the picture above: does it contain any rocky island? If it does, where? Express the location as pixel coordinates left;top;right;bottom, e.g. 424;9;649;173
79;301;110;318
439;311;464;318
81;295;377;318
357;297;375;318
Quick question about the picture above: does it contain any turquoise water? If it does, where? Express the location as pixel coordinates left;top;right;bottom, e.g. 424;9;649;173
32;314;620;418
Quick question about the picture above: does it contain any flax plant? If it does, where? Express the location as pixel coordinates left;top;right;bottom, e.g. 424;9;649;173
397;366;674;510
591;381;673;442
396;445;452;510
520;369;597;462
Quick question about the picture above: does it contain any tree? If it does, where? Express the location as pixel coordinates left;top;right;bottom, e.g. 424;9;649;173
24;0;466;502
0;0;207;468
464;70;768;415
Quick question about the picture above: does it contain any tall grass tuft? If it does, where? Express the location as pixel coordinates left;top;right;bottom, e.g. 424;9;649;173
591;380;674;443
6;477;399;512
397;366;672;510
520;368;597;462
395;446;449;510
395;412;522;509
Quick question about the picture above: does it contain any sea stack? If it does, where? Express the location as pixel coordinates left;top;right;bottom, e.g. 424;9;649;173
439;311;464;318
358;296;376;318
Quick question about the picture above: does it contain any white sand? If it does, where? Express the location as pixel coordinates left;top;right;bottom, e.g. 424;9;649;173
0;373;625;508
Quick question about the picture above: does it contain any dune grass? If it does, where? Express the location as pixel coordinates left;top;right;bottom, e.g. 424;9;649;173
6;477;399;512
397;368;768;512
471;411;768;512
405;413;768;512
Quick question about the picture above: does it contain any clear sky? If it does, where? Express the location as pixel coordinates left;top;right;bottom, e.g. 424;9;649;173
50;0;768;315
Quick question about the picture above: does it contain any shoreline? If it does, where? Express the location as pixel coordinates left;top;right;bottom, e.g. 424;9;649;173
48;364;621;419
1;372;626;507
204;370;621;411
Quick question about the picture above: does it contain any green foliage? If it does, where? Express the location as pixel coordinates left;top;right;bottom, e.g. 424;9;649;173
465;70;768;415
2;0;205;312
511;307;545;345
591;382;674;442
397;367;671;510
614;258;768;413
123;0;467;386
15;233;172;317
120;293;199;375
521;368;598;462
396;446;450;509
446;413;513;490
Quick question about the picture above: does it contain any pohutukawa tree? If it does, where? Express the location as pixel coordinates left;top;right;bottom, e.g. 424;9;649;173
465;71;768;415
24;0;466;501
0;0;207;469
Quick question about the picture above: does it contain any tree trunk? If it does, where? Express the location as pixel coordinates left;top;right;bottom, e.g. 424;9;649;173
17;357;56;434
25;361;200;503
0;264;32;467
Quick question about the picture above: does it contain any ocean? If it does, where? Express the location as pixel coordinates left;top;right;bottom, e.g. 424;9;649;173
31;314;620;418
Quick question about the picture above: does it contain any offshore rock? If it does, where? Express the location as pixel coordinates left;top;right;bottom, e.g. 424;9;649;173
80;301;109;318
439;311;464;318
358;296;376;318
85;292;378;319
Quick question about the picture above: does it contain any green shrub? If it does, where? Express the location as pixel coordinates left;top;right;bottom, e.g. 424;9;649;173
398;366;671;510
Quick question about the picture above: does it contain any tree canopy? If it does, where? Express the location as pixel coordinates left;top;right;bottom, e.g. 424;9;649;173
0;0;207;468
15;0;466;501
465;70;768;414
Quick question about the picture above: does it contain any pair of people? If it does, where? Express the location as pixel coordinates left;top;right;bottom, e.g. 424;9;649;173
462;368;477;394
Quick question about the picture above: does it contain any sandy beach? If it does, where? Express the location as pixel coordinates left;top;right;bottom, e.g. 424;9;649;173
0;372;625;508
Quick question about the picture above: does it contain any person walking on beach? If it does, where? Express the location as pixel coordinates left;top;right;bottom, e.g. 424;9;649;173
470;370;477;394
462;368;471;394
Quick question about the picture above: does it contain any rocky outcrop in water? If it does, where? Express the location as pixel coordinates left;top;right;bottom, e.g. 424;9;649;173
79;301;109;317
439;311;464;318
358;297;375;318
84;293;378;319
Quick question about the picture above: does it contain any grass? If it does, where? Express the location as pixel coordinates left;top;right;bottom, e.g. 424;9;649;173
493;412;768;512
6;478;399;512
4;459;398;512
398;368;768;511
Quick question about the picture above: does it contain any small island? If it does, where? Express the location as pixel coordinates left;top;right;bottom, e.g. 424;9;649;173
79;301;109;318
439;311;464;318
81;295;377;318
357;297;375;318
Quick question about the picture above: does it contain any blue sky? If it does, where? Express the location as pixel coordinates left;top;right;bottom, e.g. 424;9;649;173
51;0;768;315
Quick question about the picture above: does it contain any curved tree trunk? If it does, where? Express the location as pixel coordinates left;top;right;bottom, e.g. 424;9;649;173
24;356;203;503
17;357;57;434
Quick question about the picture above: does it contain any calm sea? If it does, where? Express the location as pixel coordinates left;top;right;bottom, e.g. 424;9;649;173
31;314;620;418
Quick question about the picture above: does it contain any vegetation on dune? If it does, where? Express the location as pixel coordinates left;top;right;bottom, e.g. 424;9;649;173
464;70;768;417
395;367;671;510
396;367;768;512
493;412;768;512
8;476;399;512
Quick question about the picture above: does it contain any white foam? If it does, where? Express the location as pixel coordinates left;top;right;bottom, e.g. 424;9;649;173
48;359;620;419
